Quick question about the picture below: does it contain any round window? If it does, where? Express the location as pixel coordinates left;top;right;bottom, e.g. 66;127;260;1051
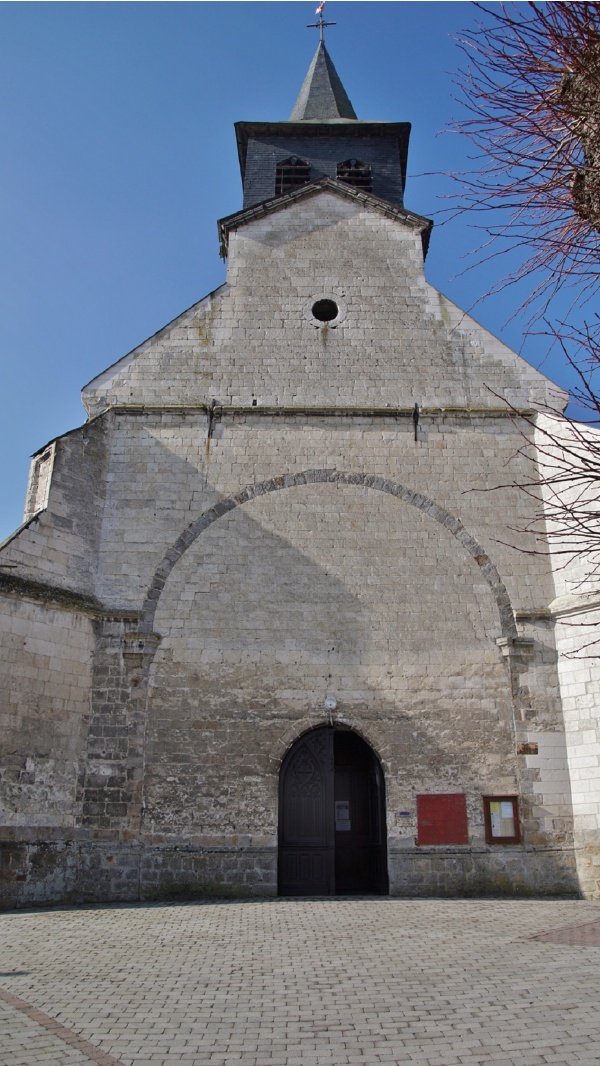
311;299;339;323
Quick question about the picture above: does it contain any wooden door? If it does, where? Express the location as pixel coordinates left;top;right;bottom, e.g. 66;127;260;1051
278;728;335;896
278;727;388;896
334;731;388;895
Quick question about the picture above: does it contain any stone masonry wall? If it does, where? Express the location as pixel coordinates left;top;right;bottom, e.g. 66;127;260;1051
144;480;514;849
135;463;575;895
552;609;600;898
82;194;561;417
0;593;95;828
93;412;555;615
533;418;600;898
0;189;585;904
0;415;110;596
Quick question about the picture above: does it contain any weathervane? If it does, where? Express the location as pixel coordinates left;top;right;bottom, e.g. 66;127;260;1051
307;0;336;42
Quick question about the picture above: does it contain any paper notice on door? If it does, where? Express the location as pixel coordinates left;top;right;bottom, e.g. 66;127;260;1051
335;800;351;831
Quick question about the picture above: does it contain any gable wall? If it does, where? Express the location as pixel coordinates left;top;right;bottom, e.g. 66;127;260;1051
82;195;558;416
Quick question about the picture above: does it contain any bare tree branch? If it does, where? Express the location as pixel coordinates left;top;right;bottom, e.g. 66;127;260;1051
450;2;600;312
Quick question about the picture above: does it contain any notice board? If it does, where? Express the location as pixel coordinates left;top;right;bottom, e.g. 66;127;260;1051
416;793;469;845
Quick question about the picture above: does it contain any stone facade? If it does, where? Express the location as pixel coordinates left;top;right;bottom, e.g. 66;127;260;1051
1;43;598;907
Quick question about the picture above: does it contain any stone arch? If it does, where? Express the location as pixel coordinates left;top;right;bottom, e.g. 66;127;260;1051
140;469;517;639
276;716;388;776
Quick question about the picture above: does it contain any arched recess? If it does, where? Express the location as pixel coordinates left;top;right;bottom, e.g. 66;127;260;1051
278;725;388;896
140;469;517;640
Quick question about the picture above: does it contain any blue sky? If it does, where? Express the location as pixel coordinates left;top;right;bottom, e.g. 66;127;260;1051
0;1;583;542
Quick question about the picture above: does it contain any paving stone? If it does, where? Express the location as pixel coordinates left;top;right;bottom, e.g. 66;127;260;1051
1;898;600;1064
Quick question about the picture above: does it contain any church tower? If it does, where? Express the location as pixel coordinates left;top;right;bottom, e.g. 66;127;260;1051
1;24;598;907
237;39;409;211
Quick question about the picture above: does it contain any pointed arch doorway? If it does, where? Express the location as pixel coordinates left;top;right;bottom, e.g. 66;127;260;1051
278;727;388;896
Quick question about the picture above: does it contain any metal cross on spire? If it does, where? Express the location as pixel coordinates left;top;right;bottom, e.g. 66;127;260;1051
307;1;336;42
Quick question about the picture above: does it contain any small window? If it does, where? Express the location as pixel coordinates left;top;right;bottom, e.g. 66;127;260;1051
416;794;469;845
276;156;311;196
336;159;372;192
312;299;338;322
24;443;56;522
483;796;521;845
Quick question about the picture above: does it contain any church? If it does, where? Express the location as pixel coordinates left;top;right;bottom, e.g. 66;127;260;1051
1;31;599;906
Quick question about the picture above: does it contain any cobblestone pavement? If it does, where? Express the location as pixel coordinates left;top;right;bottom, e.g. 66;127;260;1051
1;898;600;1066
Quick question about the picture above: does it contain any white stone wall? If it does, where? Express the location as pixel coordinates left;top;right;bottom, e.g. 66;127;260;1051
533;416;600;896
554;609;600;896
143;478;515;850
0;186;586;900
23;443;56;523
0;417;109;596
82;194;562;416
89;412;556;615
0;594;94;827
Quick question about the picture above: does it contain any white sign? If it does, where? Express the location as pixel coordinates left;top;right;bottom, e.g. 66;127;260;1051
335;800;351;831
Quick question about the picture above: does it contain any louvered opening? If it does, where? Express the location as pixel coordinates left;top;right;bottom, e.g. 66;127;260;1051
276;156;311;195
337;159;372;192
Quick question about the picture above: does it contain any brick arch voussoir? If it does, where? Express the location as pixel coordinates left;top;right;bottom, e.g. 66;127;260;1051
140;468;517;639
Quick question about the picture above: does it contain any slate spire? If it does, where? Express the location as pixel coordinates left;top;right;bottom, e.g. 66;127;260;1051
289;41;357;121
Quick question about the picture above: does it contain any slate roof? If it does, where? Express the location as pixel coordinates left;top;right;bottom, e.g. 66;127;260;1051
289;41;357;121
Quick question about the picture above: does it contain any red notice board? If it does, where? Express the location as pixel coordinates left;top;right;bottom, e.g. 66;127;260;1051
417;793;469;845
